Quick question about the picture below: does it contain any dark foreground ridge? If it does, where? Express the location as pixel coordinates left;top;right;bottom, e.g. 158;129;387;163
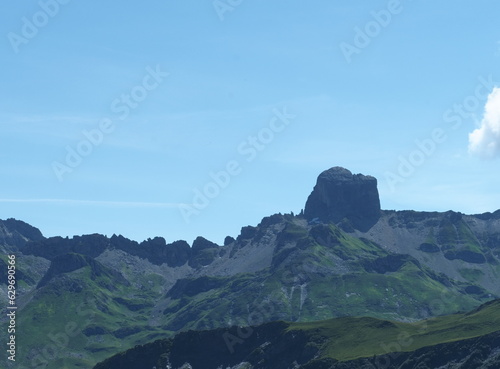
93;299;500;369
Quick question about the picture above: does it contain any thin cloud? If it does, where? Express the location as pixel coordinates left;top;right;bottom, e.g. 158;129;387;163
0;199;183;208
469;87;500;158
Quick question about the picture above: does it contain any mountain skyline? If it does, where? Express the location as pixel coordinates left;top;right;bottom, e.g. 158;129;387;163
3;165;500;368
2;164;499;246
1;1;500;245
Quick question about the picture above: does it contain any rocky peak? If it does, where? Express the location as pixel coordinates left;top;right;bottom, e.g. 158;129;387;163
304;167;381;231
0;218;45;253
192;236;219;252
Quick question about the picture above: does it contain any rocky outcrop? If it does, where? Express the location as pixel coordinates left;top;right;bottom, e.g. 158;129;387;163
189;237;220;268
363;254;418;274
192;236;219;252
166;276;227;299
304;167;381;231
0;218;44;252
22;234;110;260
117;237;191;267
0;257;36;285
37;252;129;288
237;226;258;241
444;250;487;264
23;234;193;267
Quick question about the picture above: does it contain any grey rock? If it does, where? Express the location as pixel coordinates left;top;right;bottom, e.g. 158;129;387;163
0;218;44;252
304;166;381;231
191;236;219;252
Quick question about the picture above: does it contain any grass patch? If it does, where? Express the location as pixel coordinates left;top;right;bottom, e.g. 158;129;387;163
459;268;484;283
289;299;500;361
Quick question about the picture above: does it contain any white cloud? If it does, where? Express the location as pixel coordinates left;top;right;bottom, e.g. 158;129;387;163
469;87;500;158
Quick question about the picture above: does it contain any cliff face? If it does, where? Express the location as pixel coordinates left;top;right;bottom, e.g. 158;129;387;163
0;218;44;252
304;167;381;231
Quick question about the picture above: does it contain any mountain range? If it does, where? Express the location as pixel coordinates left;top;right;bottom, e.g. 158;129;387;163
1;166;500;369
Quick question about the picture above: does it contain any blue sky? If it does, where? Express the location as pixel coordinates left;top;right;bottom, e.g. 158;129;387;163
1;0;500;245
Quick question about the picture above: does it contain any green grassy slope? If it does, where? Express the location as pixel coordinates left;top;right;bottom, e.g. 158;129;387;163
8;216;499;368
160;222;490;333
15;264;171;369
290;299;500;361
93;299;500;369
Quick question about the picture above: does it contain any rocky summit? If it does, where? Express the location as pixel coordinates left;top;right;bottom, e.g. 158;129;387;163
3;166;500;369
304;166;381;231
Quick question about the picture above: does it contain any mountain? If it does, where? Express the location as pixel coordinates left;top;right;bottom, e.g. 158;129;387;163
1;166;500;368
304;166;381;231
92;299;500;369
0;218;44;253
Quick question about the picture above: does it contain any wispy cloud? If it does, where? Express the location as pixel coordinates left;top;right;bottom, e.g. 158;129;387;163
0;113;97;126
0;199;183;208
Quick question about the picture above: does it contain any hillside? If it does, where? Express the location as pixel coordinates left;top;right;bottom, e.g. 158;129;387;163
93;299;500;369
1;167;500;368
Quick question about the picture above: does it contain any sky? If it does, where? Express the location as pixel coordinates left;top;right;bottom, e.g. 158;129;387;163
1;0;500;245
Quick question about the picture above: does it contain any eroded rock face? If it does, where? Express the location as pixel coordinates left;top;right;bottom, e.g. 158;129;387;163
304;167;381;231
0;218;44;252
